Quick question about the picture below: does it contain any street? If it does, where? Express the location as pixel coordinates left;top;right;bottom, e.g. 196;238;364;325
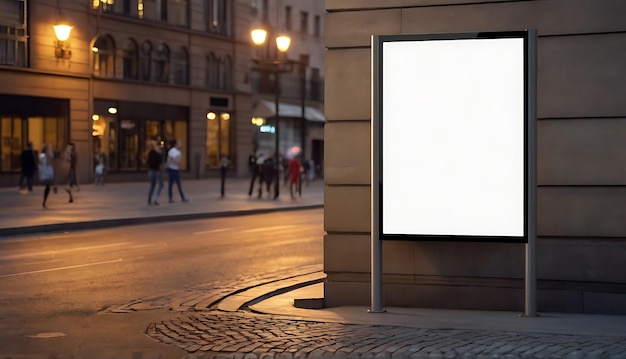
0;208;324;359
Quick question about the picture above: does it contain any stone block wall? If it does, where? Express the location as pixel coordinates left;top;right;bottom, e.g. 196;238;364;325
324;0;626;314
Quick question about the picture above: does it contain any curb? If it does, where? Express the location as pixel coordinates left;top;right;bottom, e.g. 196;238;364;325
0;204;323;237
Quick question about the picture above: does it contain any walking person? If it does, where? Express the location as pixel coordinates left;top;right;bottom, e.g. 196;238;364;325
94;149;106;186
19;141;37;193
261;156;275;198
167;139;189;203
247;151;259;196
288;155;302;199
147;139;164;205
66;142;79;191
220;155;228;198
61;144;76;203
39;144;56;208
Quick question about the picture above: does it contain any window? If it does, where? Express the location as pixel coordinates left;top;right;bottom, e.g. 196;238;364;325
314;15;320;37
122;38;139;80
94;0;186;25
153;43;170;83
207;0;231;36
172;46;189;85
310;67;321;100
285;6;292;31
0;95;68;173
207;53;231;90
142;0;159;20
140;41;152;81
261;0;268;23
206;111;230;168
169;0;188;26
93;35;116;78
0;0;27;67
206;53;219;89
220;56;232;90
93;100;188;172
300;11;308;34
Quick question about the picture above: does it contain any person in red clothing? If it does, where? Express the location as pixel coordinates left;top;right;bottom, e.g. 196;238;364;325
288;156;302;199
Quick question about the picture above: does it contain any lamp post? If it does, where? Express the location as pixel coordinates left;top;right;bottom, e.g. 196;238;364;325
251;26;292;200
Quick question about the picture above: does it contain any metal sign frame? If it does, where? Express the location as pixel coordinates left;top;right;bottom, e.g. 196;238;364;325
371;30;537;315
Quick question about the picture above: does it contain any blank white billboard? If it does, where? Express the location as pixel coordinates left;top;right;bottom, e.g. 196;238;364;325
377;34;528;240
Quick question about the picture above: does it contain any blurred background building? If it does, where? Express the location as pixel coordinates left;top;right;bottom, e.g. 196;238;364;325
0;0;324;186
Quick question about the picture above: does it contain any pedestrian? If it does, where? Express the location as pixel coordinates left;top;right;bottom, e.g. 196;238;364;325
19;141;37;193
61;143;76;203
288;156;302;199
220;155;228;198
39;144;56;208
166;139;189;203
248;151;259;196
261;156;275;198
255;153;266;198
94;150;106;186
147;139;164;205
65;142;80;193
282;157;290;187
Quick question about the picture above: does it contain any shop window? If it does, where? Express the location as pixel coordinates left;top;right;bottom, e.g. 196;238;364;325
206;111;230;168
140;41;152;81
153;43;170;83
93;35;116;78
0;0;28;67
0;115;67;173
122;38;139;80
172;46;188;85
163;120;188;170
93;100;188;172
207;0;231;36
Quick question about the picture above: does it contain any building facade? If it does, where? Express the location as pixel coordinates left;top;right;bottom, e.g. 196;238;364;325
0;0;324;187
249;0;325;176
324;0;626;314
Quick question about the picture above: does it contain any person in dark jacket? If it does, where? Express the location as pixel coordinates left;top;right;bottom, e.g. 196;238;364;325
261;157;277;198
19;142;37;192
147;139;164;205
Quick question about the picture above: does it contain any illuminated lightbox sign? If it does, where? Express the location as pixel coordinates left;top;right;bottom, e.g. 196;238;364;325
373;32;533;242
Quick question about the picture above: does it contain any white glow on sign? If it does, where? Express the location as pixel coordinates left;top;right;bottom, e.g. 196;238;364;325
381;37;524;237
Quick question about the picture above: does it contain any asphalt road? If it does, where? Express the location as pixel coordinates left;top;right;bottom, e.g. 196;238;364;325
0;208;324;359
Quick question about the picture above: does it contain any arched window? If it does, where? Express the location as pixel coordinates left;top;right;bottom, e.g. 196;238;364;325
219;55;232;90
122;38;139;80
140;41;152;81
206;52;219;89
172;46;189;85
153;43;170;83
93;35;115;78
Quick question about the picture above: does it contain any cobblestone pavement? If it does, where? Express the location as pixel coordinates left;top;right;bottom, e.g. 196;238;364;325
148;311;626;359
107;265;626;359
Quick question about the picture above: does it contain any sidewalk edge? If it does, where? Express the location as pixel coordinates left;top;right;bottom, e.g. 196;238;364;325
0;204;323;237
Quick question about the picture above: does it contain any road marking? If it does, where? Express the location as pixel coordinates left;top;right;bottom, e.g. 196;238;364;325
0;258;123;278
241;225;297;233
0;242;131;261
193;228;234;235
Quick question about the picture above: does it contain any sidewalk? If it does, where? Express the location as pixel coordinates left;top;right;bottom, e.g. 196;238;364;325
0;177;324;236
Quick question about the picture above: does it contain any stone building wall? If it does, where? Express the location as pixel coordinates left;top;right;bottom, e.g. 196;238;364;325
323;0;626;314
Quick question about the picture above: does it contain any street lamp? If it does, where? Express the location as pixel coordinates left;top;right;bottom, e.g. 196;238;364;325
251;26;292;200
